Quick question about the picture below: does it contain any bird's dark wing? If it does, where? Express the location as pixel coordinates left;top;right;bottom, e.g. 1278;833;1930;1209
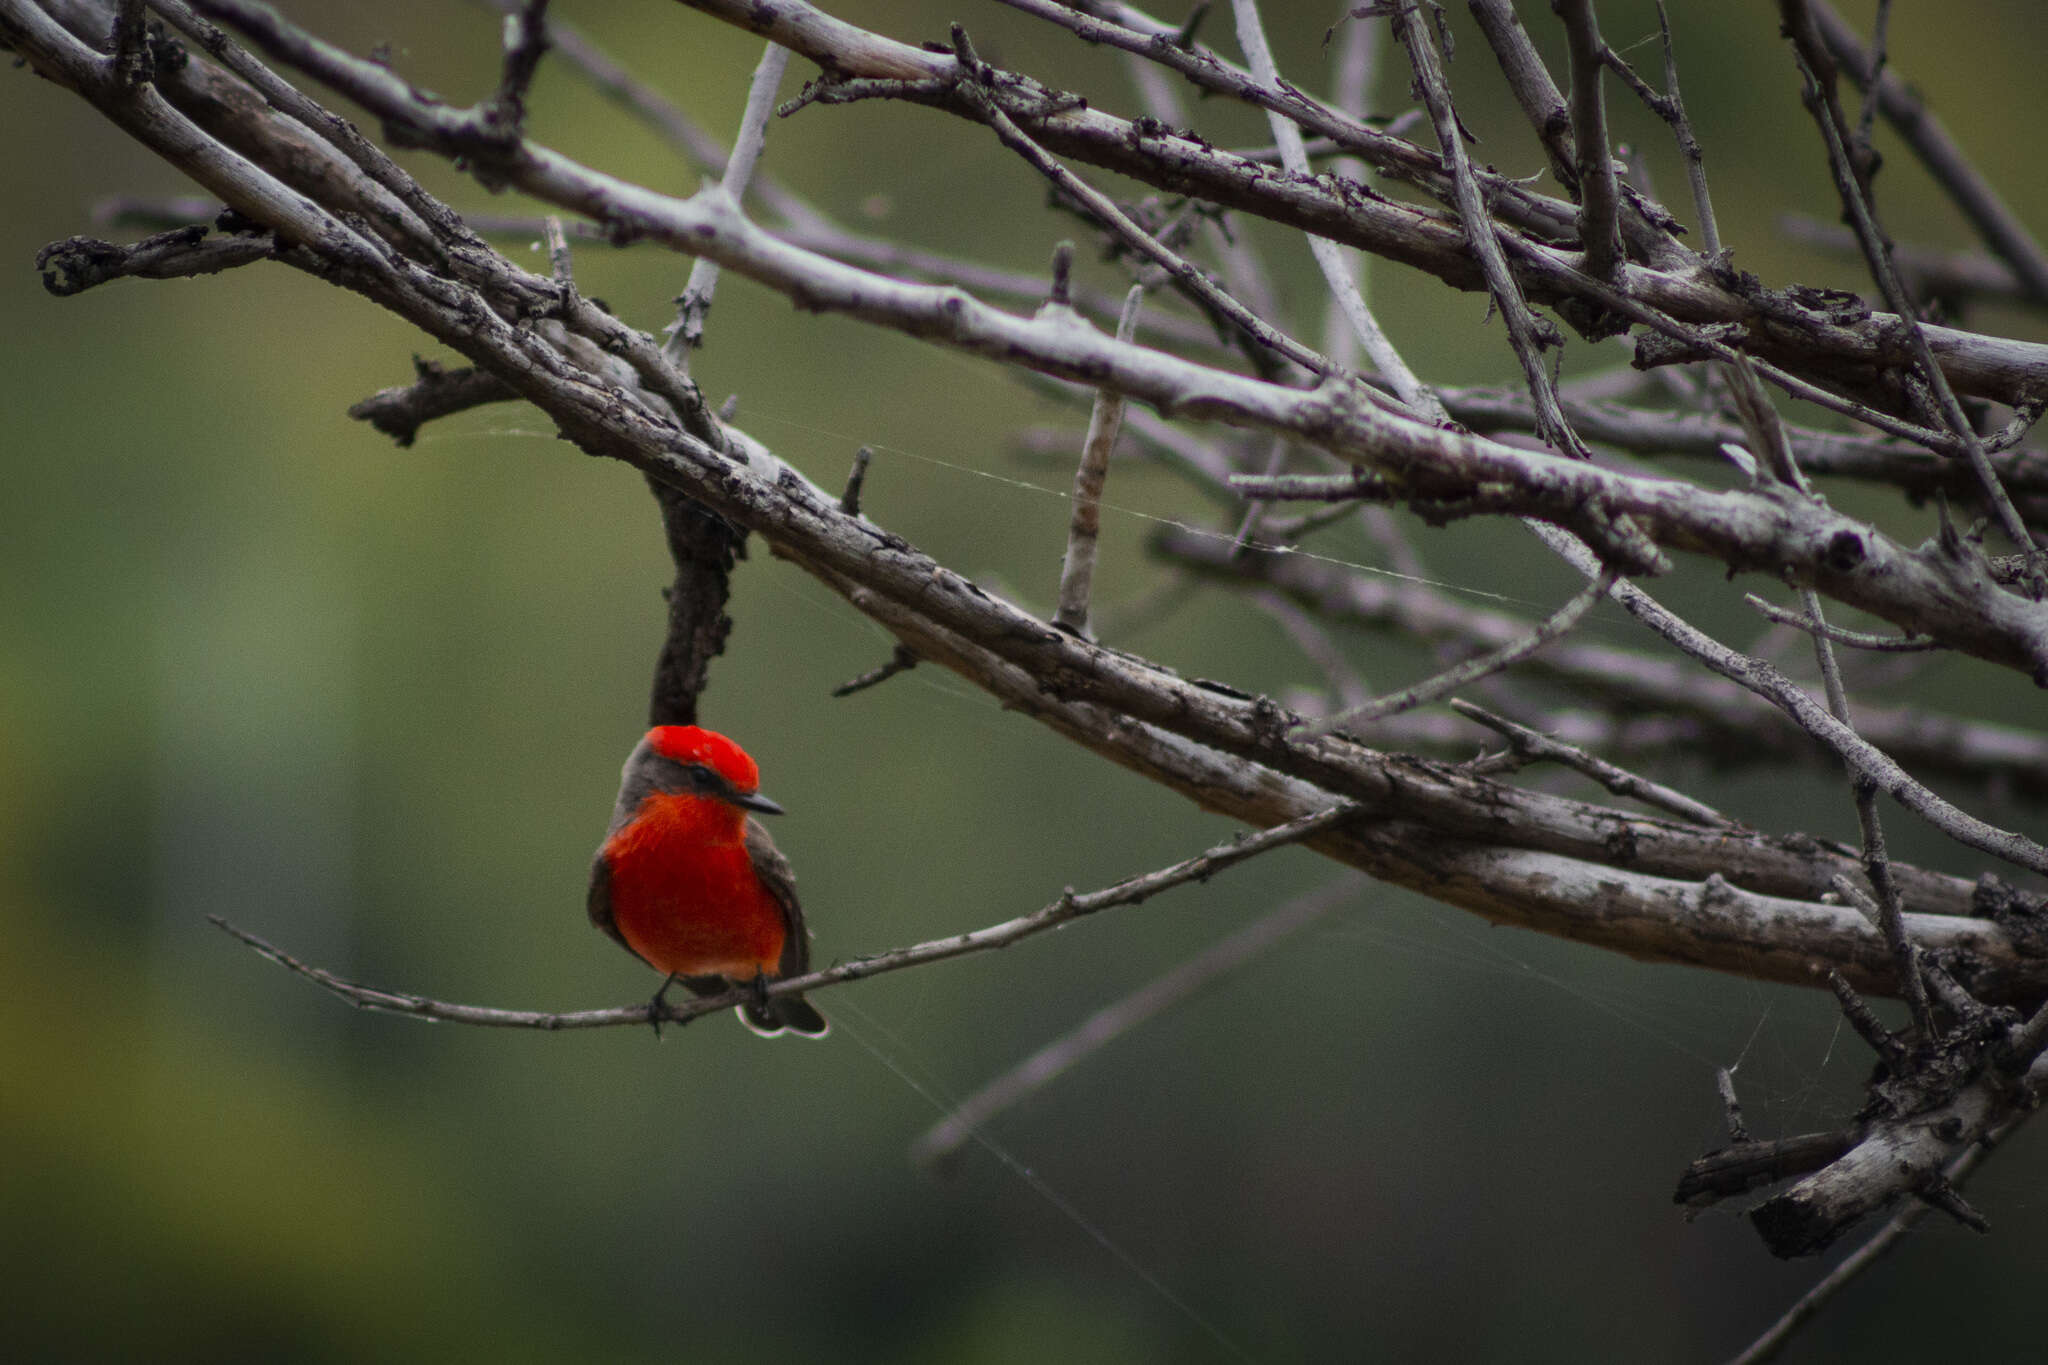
745;816;809;979
744;817;828;1036
586;849;636;957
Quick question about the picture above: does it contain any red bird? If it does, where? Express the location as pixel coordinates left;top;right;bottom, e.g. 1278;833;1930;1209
588;725;827;1037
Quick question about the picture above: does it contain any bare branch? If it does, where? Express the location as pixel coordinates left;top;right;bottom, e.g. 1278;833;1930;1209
1153;526;2048;797
1055;285;1146;636
940;28;1331;380
347;359;518;447
1467;0;1575;196
35;224;272;293
1443;384;2048;499
1449;700;1735;828
1717;349;1938;1039
681;0;2048;413
210;915;660;1031
485;0;551;135
831;643;918;698
1305;567;1617;734
1228;0;1442;419
1744;594;1937;652
1743;1043;2043;1259
22;5;2048;1282
1802;0;2048;309
1251;590;1373;716
214;804;1365;1032
1779;16;2043;582
1552;0;1622;281
1533;523;2048;875
911;877;1362;1166
1728;1129;1998;1365
1393;0;1591;458
663;38;788;364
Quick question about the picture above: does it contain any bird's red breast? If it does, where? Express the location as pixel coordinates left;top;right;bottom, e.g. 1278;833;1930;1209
599;789;787;981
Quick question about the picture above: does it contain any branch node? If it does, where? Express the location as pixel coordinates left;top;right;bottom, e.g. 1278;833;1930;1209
1917;1175;1990;1233
1048;239;1076;307
1827;967;1908;1072
840;445;875;516
486;0;553;137
832;644;919;698
1716;1066;1750;1142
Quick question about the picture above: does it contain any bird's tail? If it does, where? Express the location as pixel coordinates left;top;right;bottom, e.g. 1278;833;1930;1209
680;973;828;1038
740;992;829;1039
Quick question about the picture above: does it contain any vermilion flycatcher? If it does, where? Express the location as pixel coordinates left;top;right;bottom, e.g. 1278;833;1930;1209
588;725;828;1037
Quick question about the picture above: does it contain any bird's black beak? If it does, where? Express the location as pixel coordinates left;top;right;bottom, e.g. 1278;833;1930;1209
734;789;785;815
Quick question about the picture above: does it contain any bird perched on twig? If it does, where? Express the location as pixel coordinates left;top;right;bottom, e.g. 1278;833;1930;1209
588;725;828;1037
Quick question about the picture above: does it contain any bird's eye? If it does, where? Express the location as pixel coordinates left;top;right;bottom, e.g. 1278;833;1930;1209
688;763;715;781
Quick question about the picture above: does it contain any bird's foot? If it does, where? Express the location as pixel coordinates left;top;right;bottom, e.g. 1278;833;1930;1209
648;973;679;1039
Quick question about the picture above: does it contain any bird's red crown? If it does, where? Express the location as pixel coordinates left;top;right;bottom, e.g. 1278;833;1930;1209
644;724;761;792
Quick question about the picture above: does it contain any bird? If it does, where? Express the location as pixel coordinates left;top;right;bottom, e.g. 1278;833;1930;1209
588;724;828;1038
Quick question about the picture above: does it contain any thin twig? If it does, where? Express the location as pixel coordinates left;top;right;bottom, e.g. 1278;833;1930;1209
1227;434;1299;552
664;39;789;365
947;28;1333;378
1448;699;1736;827
1318;8;1385;375
1802;0;2048;308
1466;0;1576;198
485;0;551;134
840;444;873;516
1528;521;2048;876
1848;0;1891;159
1302;567;1617;735
1153;524;2048;797
1781;23;2042;585
1252;590;1373;715
1552;0;1621;281
1393;0;1591;459
1055;285;1146;636
210;916;660;1030
1716;1066;1749;1143
212;803;1363;1032
1801;576;1935;1039
1718;346;1937;1038
1623;0;1721;257
831;644;918;698
911;877;1362;1165
1228;0;1442;419
1744;595;1938;652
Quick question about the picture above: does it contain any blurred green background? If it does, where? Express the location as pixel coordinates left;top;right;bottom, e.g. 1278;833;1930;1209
6;2;2048;1360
